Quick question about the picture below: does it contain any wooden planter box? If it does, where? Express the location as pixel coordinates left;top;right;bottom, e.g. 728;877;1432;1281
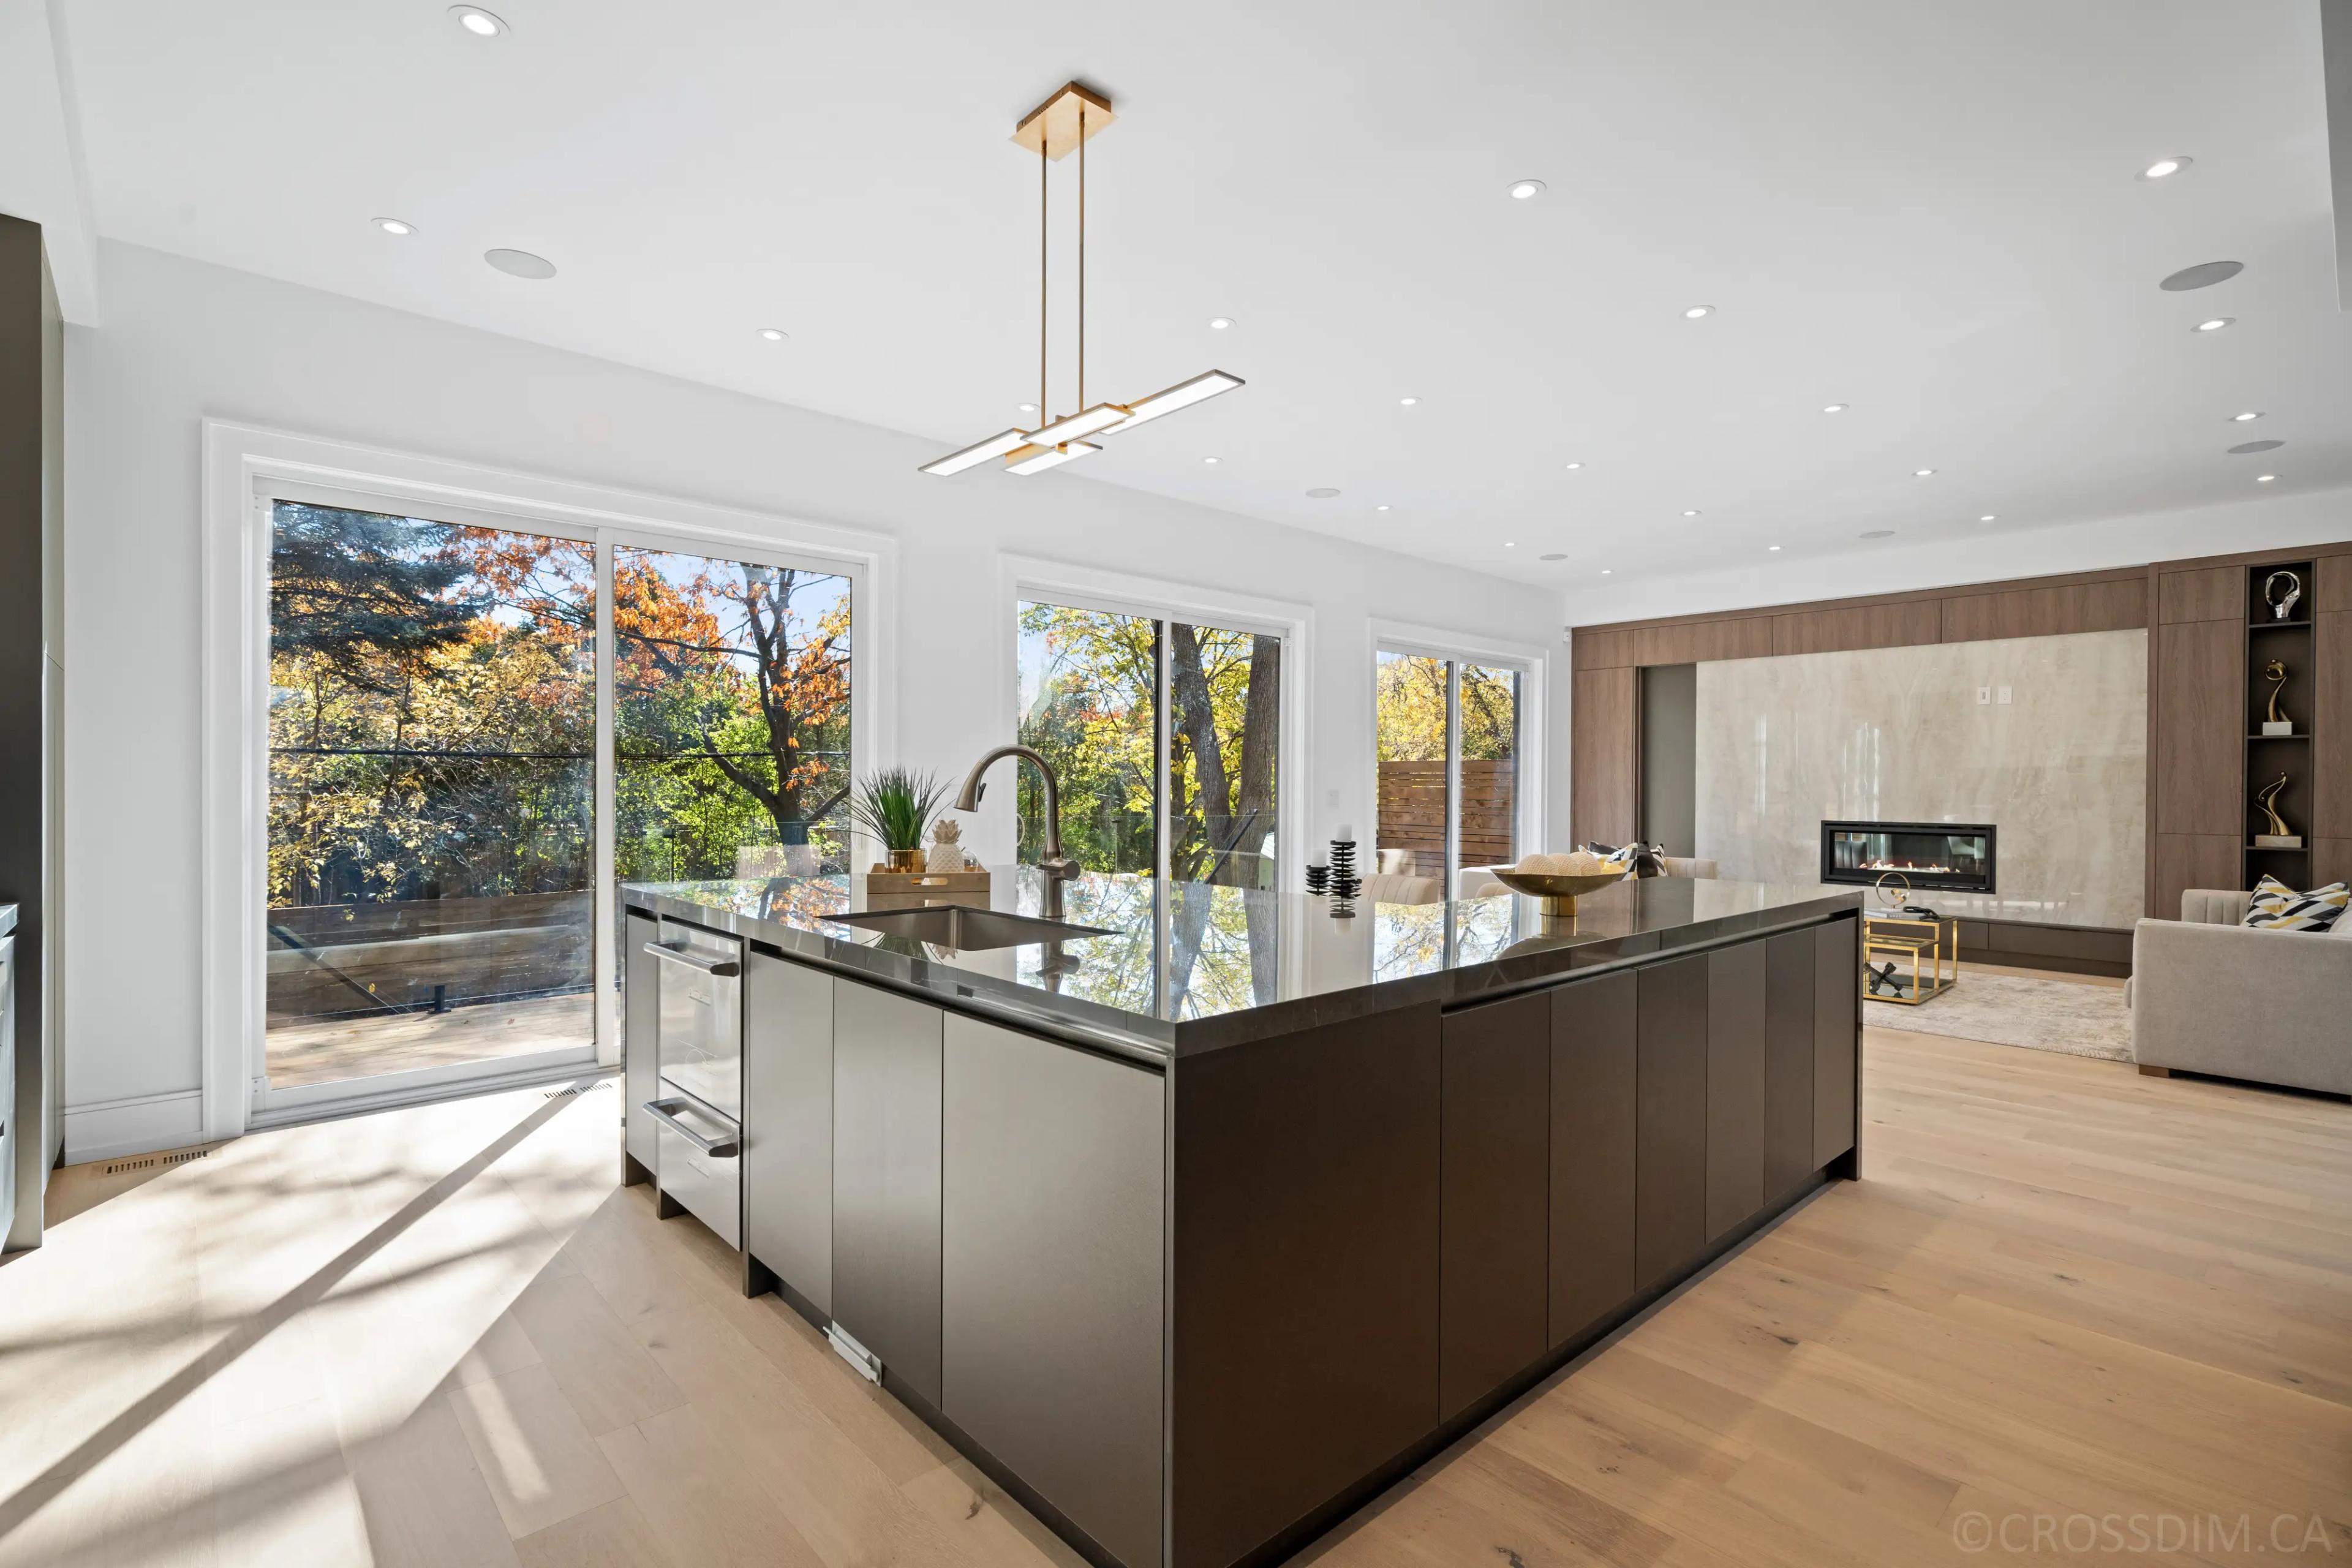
863;869;992;912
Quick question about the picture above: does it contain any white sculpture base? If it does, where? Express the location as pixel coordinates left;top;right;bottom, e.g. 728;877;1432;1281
2261;721;2294;737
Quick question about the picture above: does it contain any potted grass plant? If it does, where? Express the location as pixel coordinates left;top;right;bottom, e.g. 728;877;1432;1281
850;766;950;872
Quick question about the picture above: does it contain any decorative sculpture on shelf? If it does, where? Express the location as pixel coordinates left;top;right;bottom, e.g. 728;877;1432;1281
2252;772;2302;848
2262;658;2294;736
2263;570;2302;622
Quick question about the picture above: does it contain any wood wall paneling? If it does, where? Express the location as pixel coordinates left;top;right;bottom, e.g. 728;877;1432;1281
1702;943;1766;1242
1570;666;1638;847
2314;839;2352;889
1548;973;1638;1346
2154;619;2242;835
2158;567;2243;625
1635;957;1709;1289
1937;578;2148;644
1621;617;1774;667
2149;834;2240;923
1762;932;1816;1197
1438;995;1553;1420
1771;603;1941;658
2316;610;2350;846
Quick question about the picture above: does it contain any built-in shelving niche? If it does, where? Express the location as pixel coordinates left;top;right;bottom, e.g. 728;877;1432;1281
2244;559;2318;889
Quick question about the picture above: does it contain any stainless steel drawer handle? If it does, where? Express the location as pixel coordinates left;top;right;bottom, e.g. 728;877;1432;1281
643;941;741;977
643;1098;740;1158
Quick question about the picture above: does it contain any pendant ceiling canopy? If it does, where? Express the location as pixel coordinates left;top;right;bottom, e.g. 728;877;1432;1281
921;81;1244;478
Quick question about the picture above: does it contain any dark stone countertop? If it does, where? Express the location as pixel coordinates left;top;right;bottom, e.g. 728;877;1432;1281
622;868;1860;1063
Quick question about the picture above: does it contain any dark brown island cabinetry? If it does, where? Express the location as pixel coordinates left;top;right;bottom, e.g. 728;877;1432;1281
622;877;1861;1568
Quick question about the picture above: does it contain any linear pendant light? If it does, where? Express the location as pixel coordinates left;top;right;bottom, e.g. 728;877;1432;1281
920;81;1244;478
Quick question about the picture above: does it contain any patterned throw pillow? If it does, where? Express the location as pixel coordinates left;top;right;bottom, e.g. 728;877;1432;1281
2241;875;2350;933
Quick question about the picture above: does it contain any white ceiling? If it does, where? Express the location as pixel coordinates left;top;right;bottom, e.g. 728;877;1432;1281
53;0;2352;587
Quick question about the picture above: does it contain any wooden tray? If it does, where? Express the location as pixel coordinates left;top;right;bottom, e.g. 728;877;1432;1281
864;869;991;912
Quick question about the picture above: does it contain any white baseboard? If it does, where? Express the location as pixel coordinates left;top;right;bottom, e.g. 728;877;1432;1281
64;1089;206;1164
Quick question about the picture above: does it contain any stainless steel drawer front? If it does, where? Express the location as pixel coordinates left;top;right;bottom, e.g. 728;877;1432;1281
652;1095;741;1250
654;918;743;1121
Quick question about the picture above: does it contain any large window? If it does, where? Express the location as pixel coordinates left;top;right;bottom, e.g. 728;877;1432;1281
616;548;853;881
1017;599;1283;888
262;492;857;1111
266;503;595;1091
1375;647;1525;894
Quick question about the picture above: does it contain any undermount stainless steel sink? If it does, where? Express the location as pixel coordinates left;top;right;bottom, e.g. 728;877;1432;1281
829;905;1114;951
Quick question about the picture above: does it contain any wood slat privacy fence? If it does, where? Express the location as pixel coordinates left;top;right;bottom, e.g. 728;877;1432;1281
1377;760;1517;875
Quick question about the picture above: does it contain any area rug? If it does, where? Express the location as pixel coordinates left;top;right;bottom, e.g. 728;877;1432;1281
1865;971;2132;1061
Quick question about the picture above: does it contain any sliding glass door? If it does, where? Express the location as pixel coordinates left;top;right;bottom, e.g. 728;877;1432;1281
1016;599;1283;888
261;490;857;1117
265;502;596;1096
1375;647;1524;895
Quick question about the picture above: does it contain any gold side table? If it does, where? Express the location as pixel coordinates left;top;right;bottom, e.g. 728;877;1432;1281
1862;913;1959;1005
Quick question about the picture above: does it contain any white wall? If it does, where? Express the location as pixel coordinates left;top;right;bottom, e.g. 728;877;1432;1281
64;240;1566;1156
1561;485;2352;628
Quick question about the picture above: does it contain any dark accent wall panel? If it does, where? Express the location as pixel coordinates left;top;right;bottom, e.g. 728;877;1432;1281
1439;994;1552;1420
1570;666;1638;847
1170;1003;1441;1568
1635;956;1708;1289
1703;942;1766;1242
2154;619;2242;835
1548;972;1638;1346
1763;930;1816;1196
1812;921;1859;1170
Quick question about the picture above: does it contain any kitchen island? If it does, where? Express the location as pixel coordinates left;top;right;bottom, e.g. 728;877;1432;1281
620;869;1861;1568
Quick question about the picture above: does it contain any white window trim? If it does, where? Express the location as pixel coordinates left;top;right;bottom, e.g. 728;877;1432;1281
201;420;896;1142
1366;617;1551;881
995;553;1312;892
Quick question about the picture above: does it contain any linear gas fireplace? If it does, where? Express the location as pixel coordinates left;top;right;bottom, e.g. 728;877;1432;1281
1820;820;1996;894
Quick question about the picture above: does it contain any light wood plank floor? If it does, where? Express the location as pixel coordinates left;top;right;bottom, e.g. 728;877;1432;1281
266;992;595;1087
4;1014;2347;1567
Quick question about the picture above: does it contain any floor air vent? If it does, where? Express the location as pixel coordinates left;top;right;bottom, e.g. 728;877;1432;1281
100;1147;211;1177
543;1080;614;1100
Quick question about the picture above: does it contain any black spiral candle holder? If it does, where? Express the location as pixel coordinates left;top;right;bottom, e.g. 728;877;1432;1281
1305;861;1329;895
1327;837;1360;916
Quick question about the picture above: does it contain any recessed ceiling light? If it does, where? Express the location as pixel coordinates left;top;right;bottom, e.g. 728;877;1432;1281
1306;487;1341;498
2138;156;2193;181
1913;469;1937;478
2159;260;2243;292
1562;461;1583;470
449;5;507;37
2193;317;2234;332
2231;410;2263;421
1861;529;1895;538
1539;552;1566;561
1768;545;1782;552
1599;568;1613;575
2256;473;2277;483
372;217;415;236
1399;396;1419;406
1202;455;1220;464
1978;514;1997;522
757;327;788;342
484;247;556;280
1821;402;1848;413
1504;541;1517;548
1208;317;1234;330
2230;439;2283;454
1018;402;1037;413
1683;305;1714;319
1375;503;1389;511
1507;179;1546;200
1682;510;1700;517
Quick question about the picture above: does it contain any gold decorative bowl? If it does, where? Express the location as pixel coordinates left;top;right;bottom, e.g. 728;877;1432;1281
1485;868;1630;917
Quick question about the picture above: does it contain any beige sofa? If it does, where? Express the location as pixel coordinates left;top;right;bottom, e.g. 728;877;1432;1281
2129;889;2352;1095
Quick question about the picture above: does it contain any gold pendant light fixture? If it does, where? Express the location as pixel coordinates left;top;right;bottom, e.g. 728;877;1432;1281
921;81;1244;477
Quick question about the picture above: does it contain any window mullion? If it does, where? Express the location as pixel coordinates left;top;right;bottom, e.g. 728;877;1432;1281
594;532;617;1066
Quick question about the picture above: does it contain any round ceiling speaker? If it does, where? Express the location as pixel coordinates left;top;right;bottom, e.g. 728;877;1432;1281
2158;260;2242;291
484;248;557;280
2228;439;2285;454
